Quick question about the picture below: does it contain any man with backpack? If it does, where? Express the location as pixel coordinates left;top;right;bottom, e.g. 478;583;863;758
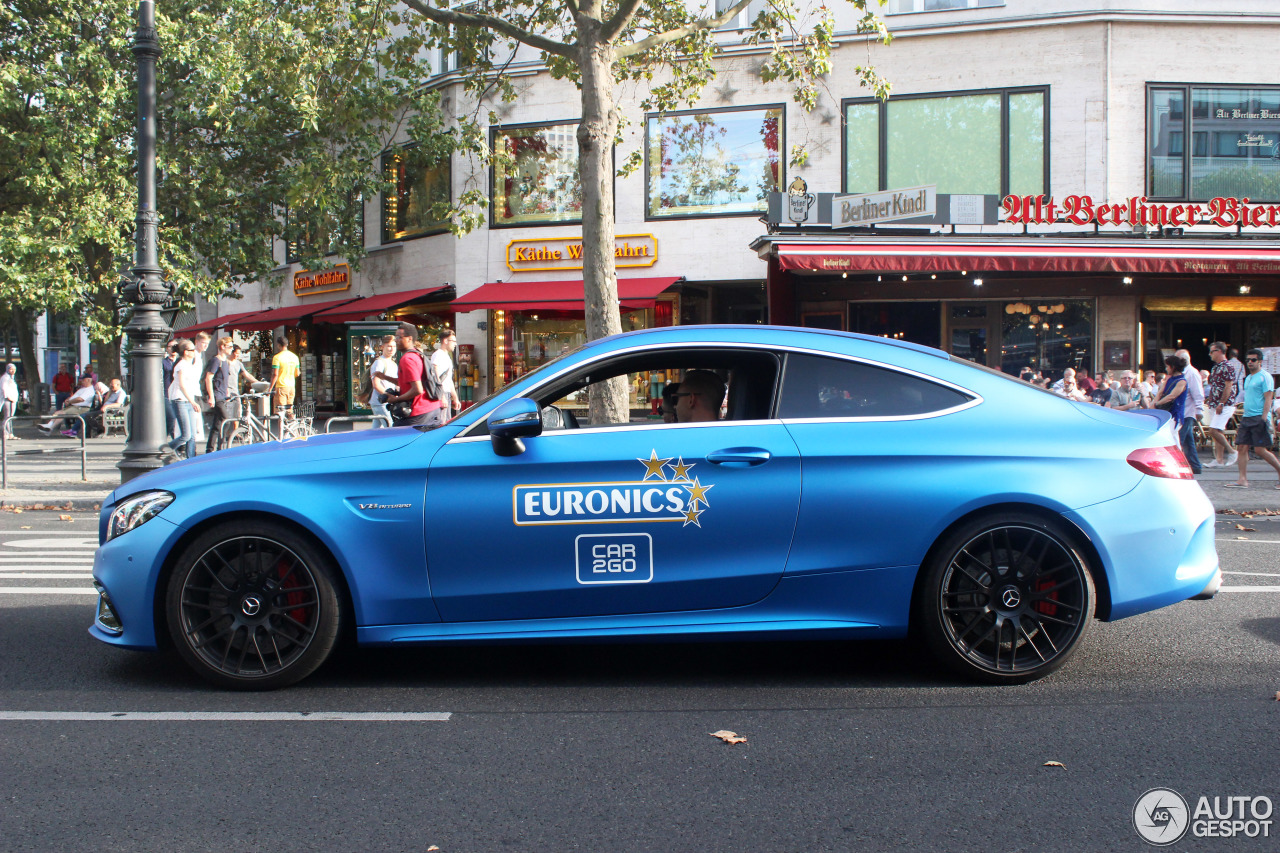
381;322;444;427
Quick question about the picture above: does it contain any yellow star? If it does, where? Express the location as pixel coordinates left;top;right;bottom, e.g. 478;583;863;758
670;457;694;481
637;449;672;481
685;477;714;509
683;508;703;527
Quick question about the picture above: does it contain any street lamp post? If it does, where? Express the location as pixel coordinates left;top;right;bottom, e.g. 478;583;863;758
118;0;171;483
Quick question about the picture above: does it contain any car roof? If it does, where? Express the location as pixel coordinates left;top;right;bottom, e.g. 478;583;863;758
586;324;951;360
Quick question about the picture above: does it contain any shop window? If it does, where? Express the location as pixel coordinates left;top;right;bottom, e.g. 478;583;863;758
646;105;783;219
843;88;1046;197
778;353;971;419
285;195;363;263
887;0;1003;12
999;299;1094;377
1147;85;1280;201
382;146;451;243
491;122;584;227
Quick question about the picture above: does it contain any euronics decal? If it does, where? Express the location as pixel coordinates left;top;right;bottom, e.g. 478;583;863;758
513;450;714;528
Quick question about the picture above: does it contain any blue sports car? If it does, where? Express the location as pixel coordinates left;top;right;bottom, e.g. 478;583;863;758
91;326;1220;689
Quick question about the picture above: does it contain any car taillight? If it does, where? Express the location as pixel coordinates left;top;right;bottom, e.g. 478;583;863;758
1127;446;1194;479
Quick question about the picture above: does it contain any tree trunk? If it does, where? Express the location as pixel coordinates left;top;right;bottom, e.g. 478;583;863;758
91;283;122;382
576;19;629;426
12;306;40;409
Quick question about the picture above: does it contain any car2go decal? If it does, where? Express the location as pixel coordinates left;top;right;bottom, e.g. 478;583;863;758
575;533;654;584
513;450;715;528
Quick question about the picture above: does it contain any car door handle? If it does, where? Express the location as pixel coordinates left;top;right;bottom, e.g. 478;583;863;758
706;447;772;467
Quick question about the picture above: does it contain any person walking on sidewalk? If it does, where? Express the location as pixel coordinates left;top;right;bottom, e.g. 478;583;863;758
369;336;397;429
1174;348;1205;475
1204;342;1240;468
431;329;461;419
382;322;444;427
166;340;201;459
267;337;300;420
1227;349;1280;490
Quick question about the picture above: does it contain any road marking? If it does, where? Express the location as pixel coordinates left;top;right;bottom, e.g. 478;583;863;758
1222;571;1280;577
0;573;92;578
1216;538;1280;543
0;587;97;595
0;538;97;548
1219;586;1280;593
0;711;451;722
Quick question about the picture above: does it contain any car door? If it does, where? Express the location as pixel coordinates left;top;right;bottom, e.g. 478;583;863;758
424;417;801;624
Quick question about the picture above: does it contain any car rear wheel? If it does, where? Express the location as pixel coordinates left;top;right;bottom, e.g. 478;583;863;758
165;521;342;690
918;513;1095;684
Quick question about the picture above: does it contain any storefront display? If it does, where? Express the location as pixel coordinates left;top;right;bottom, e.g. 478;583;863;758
345;322;400;413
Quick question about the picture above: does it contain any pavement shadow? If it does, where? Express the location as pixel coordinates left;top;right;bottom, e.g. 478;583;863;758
1240;617;1280;648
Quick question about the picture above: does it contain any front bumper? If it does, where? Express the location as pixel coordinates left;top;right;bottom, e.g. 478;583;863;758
89;515;185;650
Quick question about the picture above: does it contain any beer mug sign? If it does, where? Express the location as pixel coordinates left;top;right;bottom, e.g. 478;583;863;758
787;177;815;224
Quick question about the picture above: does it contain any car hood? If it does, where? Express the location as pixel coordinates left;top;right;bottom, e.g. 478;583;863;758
108;426;428;504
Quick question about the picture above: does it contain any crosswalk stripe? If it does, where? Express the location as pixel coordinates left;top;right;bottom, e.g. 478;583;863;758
1219;586;1280;592
0;711;452;722
0;573;93;579
0;587;97;595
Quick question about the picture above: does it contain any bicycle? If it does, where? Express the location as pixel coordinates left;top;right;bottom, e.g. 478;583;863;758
222;393;278;448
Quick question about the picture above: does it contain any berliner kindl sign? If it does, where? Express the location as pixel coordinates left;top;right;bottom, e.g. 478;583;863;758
828;185;936;228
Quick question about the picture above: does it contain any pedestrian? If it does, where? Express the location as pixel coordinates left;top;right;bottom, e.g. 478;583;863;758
1227;349;1280;489
432;329;461;420
1090;372;1112;405
267;336;300;421
1153;353;1194;466
51;364;74;410
38;375;95;436
1173;348;1205;474
190;331;212;445
166;340;201;459
0;363;18;438
162;342;179;440
383;322;444;427
1204;342;1240;468
1106;371;1145;411
369;335;397;428
203;336;257;453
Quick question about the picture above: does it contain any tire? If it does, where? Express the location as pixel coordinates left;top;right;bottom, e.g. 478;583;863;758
165;521;343;690
917;512;1096;684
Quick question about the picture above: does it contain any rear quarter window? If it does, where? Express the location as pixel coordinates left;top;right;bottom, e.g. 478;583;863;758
778;353;973;419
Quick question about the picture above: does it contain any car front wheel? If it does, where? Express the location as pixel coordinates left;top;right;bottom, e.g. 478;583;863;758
918;513;1095;684
165;521;343;690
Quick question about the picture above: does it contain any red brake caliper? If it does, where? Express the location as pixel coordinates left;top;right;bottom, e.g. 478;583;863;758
278;558;309;625
1033;579;1058;617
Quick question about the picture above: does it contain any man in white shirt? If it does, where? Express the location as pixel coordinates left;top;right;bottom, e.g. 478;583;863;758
1175;348;1205;474
38;376;96;435
0;363;19;438
431;329;460;417
369;336;397;428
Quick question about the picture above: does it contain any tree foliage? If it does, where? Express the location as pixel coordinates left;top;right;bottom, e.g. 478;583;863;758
0;0;443;378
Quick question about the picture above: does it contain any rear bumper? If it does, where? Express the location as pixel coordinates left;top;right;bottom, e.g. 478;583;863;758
1066;476;1218;621
1190;567;1222;600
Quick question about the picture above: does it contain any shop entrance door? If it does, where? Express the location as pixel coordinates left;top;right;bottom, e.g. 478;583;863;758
945;303;998;368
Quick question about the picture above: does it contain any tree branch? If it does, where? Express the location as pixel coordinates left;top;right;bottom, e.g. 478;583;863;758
616;0;753;59
601;0;645;43
400;0;575;59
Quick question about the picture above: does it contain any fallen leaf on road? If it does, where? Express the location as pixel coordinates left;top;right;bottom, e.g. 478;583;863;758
19;526;30;529
1238;536;1250;540
59;514;73;521
1275;692;1279;701
11;508;21;514
1043;761;1066;769
428;847;441;852
1236;524;1257;531
710;730;747;745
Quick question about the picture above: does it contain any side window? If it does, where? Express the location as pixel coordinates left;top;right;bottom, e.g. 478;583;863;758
779;353;971;419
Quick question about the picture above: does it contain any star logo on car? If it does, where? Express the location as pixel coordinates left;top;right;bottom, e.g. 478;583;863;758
638;449;673;480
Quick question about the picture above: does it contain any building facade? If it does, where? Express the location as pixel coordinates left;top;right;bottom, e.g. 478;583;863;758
198;0;1280;412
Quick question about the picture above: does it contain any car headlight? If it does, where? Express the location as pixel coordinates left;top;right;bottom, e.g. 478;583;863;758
106;491;174;542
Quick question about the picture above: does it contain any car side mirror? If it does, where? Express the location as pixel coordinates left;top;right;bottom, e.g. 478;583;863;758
488;397;542;456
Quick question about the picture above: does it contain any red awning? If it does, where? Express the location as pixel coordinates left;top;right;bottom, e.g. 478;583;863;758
451;277;682;313
233;296;362;332
175;309;270;335
771;239;1280;275
309;286;453;324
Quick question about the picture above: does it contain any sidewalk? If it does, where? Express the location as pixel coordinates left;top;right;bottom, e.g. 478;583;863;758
2;432;1279;514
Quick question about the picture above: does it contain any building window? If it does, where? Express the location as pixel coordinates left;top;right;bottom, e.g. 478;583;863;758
1148;85;1280;201
382;147;451;243
713;0;767;30
491;122;584;227
285;196;363;263
843;88;1047;197
886;0;1003;13
646;105;783;219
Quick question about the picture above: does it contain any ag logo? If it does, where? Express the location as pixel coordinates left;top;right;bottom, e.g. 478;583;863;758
1133;788;1189;845
514;450;714;528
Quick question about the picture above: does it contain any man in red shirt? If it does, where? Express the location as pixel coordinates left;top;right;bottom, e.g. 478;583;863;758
52;364;74;409
382;322;444;427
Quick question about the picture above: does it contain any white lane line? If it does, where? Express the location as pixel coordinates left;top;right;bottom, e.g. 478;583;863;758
1216;538;1280;543
0;538;97;548
1219;586;1280;592
0;711;451;722
0;573;93;578
0;587;96;595
1223;571;1280;577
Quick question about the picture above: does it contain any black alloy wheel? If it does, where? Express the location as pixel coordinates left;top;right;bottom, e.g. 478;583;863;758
919;513;1095;684
166;522;342;690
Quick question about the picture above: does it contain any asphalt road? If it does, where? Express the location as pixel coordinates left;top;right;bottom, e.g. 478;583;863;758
1;509;1278;852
